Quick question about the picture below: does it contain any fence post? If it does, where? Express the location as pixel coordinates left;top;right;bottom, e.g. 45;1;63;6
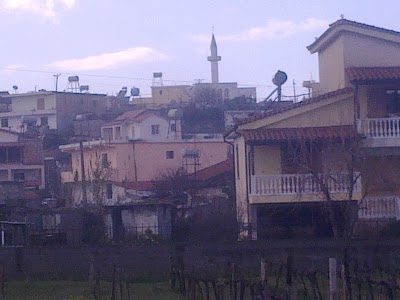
341;264;347;300
329;258;337;300
260;258;266;284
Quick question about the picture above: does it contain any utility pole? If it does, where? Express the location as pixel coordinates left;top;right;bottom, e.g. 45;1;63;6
80;141;88;206
293;80;297;103
53;74;61;92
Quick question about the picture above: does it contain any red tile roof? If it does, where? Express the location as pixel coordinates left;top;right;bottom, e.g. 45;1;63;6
308;19;400;52
105;109;157;126
346;67;400;82
189;159;233;181
243;125;357;142
238;87;353;126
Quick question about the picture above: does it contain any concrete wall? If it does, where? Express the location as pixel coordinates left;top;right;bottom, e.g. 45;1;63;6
317;35;346;94
134;116;170;141
253;145;281;175
151;85;190;106
234;136;253;238
129;141;229;181
268;97;354;129
62;140;229;184
343;32;400;69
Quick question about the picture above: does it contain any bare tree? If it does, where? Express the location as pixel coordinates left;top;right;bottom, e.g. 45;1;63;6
153;167;192;199
189;85;222;108
88;151;114;207
282;136;390;240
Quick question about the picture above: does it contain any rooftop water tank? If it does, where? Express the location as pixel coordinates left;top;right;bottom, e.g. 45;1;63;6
168;108;183;120
182;148;200;158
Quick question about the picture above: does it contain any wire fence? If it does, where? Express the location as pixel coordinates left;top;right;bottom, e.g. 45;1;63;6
168;249;400;299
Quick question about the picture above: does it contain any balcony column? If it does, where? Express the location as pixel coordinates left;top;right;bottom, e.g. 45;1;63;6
7;168;12;181
249;204;258;240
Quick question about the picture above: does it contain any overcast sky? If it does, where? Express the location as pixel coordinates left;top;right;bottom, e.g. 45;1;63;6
0;0;398;100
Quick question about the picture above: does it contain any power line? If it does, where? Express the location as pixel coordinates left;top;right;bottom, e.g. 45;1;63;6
0;66;308;92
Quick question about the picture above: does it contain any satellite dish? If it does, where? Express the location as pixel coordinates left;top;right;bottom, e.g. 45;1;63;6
130;87;140;97
272;70;288;86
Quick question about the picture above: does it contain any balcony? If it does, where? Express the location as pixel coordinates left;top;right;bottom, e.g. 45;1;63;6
357;118;400;147
358;196;400;220
249;173;362;204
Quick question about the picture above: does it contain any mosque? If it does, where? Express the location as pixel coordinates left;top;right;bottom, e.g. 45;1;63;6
133;35;257;107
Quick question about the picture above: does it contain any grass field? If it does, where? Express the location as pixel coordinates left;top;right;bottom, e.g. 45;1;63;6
4;281;184;300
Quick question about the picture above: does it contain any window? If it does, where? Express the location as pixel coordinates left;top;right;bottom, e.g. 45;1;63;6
170;123;176;132
387;90;400;114
40;117;48;126
14;172;25;182
37;98;45;110
106;183;113;199
101;153;109;168
0;147;21;163
1;118;8;128
151;124;160;135
115;127;121;140
8;147;22;163
166;151;174;159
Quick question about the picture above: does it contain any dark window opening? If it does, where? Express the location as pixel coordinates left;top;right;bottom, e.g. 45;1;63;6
166;151;174;159
0;147;22;163
101;153;109;168
151;125;160;135
1;118;8;128
37;98;45;110
14;172;25;182
387;89;400;114
170;123;176;132
40;117;48;126
106;183;113;199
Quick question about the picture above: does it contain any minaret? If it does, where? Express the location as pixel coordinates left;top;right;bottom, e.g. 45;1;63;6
207;34;221;84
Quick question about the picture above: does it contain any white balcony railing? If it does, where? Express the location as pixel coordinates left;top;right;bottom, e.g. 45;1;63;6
251;173;361;196
358;196;400;220
357;118;400;138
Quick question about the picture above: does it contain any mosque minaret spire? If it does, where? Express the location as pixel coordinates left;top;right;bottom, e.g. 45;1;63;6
207;33;221;84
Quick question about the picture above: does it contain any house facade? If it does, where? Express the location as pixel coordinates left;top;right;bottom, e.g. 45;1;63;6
101;109;182;142
59;109;230;206
0;129;45;189
0;91;129;136
232;19;400;240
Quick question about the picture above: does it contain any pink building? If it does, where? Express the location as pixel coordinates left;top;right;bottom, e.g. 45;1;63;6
59;109;230;206
60;139;230;184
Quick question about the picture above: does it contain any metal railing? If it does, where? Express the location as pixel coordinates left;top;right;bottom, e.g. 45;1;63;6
251;172;361;196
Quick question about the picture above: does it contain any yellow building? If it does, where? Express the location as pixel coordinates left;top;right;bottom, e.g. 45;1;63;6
232;19;400;240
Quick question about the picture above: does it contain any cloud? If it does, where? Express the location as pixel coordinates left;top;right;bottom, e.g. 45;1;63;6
1;64;26;73
192;18;329;43
47;47;169;71
0;0;76;18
